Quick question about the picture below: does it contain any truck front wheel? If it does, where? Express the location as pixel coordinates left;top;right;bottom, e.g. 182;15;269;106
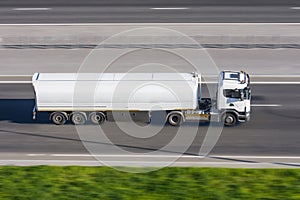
168;113;182;126
224;113;237;126
51;112;67;125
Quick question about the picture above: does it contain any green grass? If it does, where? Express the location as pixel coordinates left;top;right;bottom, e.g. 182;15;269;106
0;167;299;200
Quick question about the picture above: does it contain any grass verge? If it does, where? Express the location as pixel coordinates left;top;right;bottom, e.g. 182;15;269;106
0;166;299;200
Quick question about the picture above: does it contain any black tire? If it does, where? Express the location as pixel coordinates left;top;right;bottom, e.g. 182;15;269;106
51;112;67;125
90;112;106;125
71;112;86;125
168;113;182;126
223;113;237;126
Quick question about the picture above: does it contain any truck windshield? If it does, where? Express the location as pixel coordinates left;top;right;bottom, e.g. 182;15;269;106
223;88;251;100
223;89;241;99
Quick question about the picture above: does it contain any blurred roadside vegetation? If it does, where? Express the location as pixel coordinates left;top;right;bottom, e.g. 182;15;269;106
0;166;299;200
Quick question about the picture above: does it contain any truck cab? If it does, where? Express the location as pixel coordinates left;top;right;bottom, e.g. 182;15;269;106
217;71;251;126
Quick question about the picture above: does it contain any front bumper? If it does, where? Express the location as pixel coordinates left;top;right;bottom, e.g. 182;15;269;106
238;112;250;122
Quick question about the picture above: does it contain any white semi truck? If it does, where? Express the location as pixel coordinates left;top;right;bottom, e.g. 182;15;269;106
32;71;251;126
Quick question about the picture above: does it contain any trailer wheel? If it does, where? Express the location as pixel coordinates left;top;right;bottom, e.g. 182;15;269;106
51;112;67;125
90;112;106;125
71;112;86;125
168;113;182;126
224;113;237;126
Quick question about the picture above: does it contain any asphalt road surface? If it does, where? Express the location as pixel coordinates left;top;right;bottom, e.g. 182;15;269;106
0;1;299;167
0;0;300;23
0;82;299;167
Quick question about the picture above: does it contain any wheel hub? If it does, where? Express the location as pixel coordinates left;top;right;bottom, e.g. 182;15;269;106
226;116;234;123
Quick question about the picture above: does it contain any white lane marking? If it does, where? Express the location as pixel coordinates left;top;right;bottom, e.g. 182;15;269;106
251;104;281;107
204;75;300;78
0;160;299;168
212;156;300;159
8;81;298;85
13;8;52;11
2;80;300;85
0;160;297;165
1;75;300;85
252;75;300;78
27;154;47;156
210;82;300;84
50;154;204;158
1;23;300;26
182;81;300;84
0;81;31;84
27;154;300;159
0;160;260;164
252;82;300;84
0;75;32;77
2;75;300;77
150;7;190;10
290;7;300;10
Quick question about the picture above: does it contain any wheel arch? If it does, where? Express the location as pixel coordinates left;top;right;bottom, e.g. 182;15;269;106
88;111;106;120
70;112;88;120
221;109;239;120
49;111;69;120
166;110;185;122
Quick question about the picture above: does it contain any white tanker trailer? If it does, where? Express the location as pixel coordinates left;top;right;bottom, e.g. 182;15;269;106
32;71;251;126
